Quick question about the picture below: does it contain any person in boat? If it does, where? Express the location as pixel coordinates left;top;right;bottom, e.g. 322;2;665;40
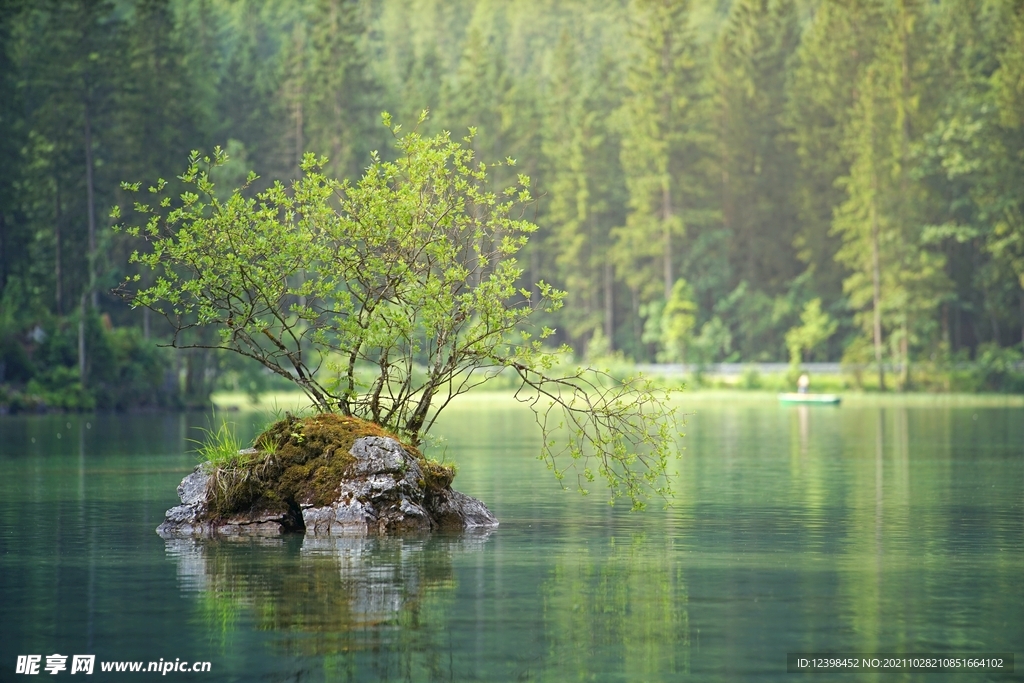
797;373;810;394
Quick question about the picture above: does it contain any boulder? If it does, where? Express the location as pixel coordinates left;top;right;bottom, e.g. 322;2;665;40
157;428;497;538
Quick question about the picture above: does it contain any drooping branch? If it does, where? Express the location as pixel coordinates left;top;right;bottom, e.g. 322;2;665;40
510;363;681;510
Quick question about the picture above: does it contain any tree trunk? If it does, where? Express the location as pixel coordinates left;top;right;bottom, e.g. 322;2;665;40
78;294;87;384
54;178;63;316
603;259;614;350
83;98;98;310
660;24;675;303
0;213;6;293
900;314;909;390
630;286;641;356
897;0;911;394
898;0;912;185
871;196;885;391
662;180;673;300
1019;287;1024;348
720;87;732;240
294;98;303;178
867;71;886;392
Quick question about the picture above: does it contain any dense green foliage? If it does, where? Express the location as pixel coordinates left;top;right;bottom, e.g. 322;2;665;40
115;125;561;437
115;126;680;507
1;0;1023;408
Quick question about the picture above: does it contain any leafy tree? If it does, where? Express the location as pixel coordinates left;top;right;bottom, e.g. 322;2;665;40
785;297;837;366
115;119;679;508
656;278;698;362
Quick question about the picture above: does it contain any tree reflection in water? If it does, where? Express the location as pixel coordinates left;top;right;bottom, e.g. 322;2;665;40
165;532;493;664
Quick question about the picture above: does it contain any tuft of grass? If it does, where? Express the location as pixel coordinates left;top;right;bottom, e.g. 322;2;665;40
192;420;245;469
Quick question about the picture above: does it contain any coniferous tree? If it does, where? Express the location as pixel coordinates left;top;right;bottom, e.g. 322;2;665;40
541;32;626;354
712;0;802;358
787;0;881;314
616;0;709;359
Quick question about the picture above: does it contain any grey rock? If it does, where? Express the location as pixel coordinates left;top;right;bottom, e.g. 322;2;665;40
349;436;406;475
158;435;498;538
177;468;210;507
429;488;500;528
157;467;213;538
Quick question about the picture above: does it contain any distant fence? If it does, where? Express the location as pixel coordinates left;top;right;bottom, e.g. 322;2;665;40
636;363;839;376
635;362;1023;377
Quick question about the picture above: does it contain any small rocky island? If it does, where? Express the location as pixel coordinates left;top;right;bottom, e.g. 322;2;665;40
157;413;497;537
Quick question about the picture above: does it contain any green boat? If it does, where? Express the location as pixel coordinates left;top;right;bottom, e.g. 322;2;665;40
778;393;841;405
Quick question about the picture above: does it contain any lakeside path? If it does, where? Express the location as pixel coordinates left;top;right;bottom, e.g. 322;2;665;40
210;388;1024;413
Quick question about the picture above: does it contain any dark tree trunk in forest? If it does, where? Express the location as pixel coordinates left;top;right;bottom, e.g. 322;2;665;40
871;196;885;391
604;259;614;350
184;348;211;408
294;98;303;178
660;26;674;302
54;179;62;315
897;0;911;391
78;293;86;383
1019;288;1024;348
900;315;909;390
720;89;732;241
866;75;886;391
0;214;6;293
662;181;673;300
84;98;98;310
630;286;641;355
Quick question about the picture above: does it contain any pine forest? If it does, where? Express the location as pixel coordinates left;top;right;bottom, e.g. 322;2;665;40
2;0;1023;410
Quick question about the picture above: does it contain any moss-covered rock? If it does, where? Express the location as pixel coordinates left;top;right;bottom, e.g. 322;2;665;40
157;414;497;537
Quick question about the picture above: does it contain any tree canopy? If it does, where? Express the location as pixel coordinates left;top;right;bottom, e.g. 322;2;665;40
115;119;680;509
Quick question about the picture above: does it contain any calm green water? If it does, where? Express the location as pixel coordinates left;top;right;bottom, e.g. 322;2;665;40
1;394;1022;681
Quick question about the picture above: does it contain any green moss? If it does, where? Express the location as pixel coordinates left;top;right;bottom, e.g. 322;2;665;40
421;458;456;490
206;413;456;520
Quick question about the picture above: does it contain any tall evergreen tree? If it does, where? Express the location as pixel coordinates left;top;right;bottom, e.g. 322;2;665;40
990;2;1024;345
13;0;121;375
616;0;709;358
713;0;801;294
618;0;696;304
541;32;625;354
787;0;884;315
833;0;948;389
711;0;802;358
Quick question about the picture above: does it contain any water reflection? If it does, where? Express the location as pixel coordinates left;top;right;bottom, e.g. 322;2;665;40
542;532;690;681
166;532;493;657
2;402;1022;682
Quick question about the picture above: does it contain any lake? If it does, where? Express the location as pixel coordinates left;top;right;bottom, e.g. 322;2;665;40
1;393;1021;681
